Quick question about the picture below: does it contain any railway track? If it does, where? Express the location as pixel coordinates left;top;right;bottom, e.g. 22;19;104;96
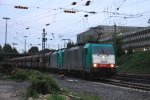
111;74;150;84
96;74;150;91
104;79;150;91
57;73;150;92
56;72;150;92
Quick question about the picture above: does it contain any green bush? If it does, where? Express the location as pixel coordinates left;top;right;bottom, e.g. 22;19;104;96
26;87;39;99
11;72;28;81
10;69;28;81
5;69;60;99
10;69;43;81
29;74;60;95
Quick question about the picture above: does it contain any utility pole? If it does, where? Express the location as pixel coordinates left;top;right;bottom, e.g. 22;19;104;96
3;17;10;45
12;43;17;48
23;36;28;53
113;24;117;61
58;44;59;50
91;27;103;42
42;29;47;50
62;39;71;48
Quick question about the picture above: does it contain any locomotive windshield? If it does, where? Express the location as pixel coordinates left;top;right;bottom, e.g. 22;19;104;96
92;46;114;55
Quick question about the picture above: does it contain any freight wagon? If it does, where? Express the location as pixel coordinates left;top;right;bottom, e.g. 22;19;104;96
10;43;117;78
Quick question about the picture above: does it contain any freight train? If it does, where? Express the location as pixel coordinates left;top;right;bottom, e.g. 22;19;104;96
10;43;117;78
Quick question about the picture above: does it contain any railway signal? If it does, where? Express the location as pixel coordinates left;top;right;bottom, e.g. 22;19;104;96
88;11;97;14
71;2;77;5
46;23;50;26
84;14;88;17
85;1;91;6
64;10;76;13
26;27;30;30
14;6;28;9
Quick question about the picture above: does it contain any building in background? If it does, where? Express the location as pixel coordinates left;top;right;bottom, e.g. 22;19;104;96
77;25;150;52
122;27;150;52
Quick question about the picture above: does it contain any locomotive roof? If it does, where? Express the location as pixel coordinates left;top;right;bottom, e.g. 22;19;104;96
84;43;113;48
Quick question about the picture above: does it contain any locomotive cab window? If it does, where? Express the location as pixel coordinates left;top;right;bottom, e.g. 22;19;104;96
92;46;114;55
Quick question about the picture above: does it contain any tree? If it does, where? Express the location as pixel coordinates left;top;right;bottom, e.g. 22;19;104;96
67;41;74;48
127;46;133;55
28;46;39;53
39;48;55;54
1;44;13;61
0;45;2;53
0;45;2;61
116;37;125;57
2;44;13;53
86;35;96;43
12;48;18;54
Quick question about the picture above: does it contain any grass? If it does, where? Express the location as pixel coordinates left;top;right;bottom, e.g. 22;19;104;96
47;94;66;100
47;92;100;100
1;68;100;100
7;69;41;81
26;87;39;99
117;51;150;74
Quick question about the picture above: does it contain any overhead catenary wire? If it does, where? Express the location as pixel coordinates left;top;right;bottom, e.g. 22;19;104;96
1;0;150;51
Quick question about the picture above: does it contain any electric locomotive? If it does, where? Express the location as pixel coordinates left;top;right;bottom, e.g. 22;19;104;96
10;43;116;78
61;43;116;77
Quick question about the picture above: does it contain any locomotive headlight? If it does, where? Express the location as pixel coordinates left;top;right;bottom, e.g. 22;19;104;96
102;56;105;59
93;63;97;68
110;64;115;68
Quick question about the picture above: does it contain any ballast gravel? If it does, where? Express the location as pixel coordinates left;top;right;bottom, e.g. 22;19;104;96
0;80;29;100
50;74;150;100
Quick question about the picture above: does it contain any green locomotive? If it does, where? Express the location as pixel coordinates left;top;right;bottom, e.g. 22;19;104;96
10;43;117;78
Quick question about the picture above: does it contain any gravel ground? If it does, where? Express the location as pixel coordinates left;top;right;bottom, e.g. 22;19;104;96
0;80;29;100
50;74;150;100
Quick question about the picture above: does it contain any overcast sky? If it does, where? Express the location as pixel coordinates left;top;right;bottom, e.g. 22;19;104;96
0;0;150;52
